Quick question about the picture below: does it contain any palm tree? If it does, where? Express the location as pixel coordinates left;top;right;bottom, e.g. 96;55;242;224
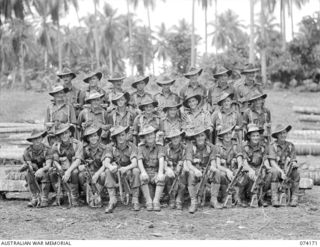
155;22;170;68
198;0;212;56
289;0;309;38
260;0;267;84
191;0;196;66
249;0;255;63
93;0;100;69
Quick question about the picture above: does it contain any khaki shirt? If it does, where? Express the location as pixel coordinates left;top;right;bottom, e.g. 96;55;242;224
185;141;217;168
48;138;84;164
162;117;182;137
64;85;81;107
129;90;152;109
182;108;212;132
83;142;106;171
45;103;77;125
133;113;162;136
242;141;267;168
268;140;296;167
103;142;137;167
78;106;109;130
107;107;136;128
216;140;242;168
164;143;185;167
243;107;271;131
212;108;242;130
138;143;165;169
23;144;50;168
153;90;180;110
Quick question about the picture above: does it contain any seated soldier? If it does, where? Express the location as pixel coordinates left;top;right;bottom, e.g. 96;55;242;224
101;126;141;213
79;125;107;208
137;125;166;212
240;123;272;208
19;130;51;207
47;123;84;206
184;125;218;214
268;124;300;207
164;129;187;210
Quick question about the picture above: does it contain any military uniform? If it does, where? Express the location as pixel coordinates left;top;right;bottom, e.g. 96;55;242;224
154;90;180;114
208;83;236;112
133;113;162;144
243;107;271;132
45;103;77;126
182;108;212;133
107;107;136;139
212;108;242;132
64;85;82;117
105;88;125;112
129;91;152;109
180;84;207;111
161;116;182;139
79;87;108;107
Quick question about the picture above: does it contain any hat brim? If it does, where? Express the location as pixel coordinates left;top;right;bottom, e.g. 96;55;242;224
156;79;175;86
138;101;158;111
213;69;232;79
49;87;69;96
187;128;211;139
111;126;130;138
248;94;267;102
163;103;182;112
246;128;264;138
111;92;130;106
26;131;47;142
218;124;236;137
57;72;76;79
132;76;149;88
85;94;104;103
83;72;103;83
108;77;125;82
184;69;203;78
183;94;202;108
241;68;260;74
138;128;158;137
55;125;75;136
83;128;102;142
165;131;185;140
271;125;292;138
217;92;234;106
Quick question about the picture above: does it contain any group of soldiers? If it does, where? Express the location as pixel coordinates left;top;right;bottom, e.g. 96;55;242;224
19;64;300;214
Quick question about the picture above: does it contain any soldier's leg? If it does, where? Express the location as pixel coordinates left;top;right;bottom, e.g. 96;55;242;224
209;170;224;209
236;173;250;207
153;175;165;212
39;172;51;207
49;168;61;206
104;168;118;213
140;169;154;211
176;170;187;210
289;168;300;207
187;170;198;214
70;168;81;206
260;168;272;207
130;168;141;211
165;175;175;209
25;171;41;207
270;167;281;207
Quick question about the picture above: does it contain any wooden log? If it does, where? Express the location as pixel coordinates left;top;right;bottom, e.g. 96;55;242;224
289;130;320;138
288;139;320;144
293;106;320;115
295;143;320;156
299;178;313;189
0;122;43;128
0;164;28;192
298;115;320;123
0;126;45;134
301;125;320;130
300;170;320;186
0;147;24;160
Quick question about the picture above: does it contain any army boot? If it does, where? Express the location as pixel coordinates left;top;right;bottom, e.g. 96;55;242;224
176;185;185;210
259;191;269;207
40;183;50;207
188;185;198;214
131;187;141;211
290;182;299;207
70;183;81;207
210;183;223;209
140;184;153;211
220;184;228;207
27;194;40;207
271;182;280;208
235;187;248;208
153;185;164;211
105;188;118;213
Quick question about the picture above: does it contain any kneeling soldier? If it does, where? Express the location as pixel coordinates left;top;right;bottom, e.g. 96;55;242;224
19;129;51;207
164;129;186;210
47;123;84;206
101;126;141;213
137;125;166;211
268;124;300;207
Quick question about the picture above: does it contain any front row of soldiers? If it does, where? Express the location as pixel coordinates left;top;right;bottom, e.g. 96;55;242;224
20;120;300;214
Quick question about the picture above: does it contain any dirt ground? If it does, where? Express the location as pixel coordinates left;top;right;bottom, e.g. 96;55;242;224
0;187;319;240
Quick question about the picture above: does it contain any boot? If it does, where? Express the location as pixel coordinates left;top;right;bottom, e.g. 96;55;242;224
290;195;298;207
220;184;228;207
169;193;176;209
290;182;300;207
153;186;164;211
140;184;153;211
105;188;117;213
188;185;198;214
210;184;223;209
27;194;40;207
40;183;50;207
51;182;63;206
259;191;269;207
271;182;280;208
176;185;185;210
131;187;141;211
70;183;81;207
235;187;248;208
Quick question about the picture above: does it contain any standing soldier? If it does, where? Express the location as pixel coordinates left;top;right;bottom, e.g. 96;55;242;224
57;68;82;117
79;71;108;108
77;91;110;142
268;124;300;207
132;96;163;145
101;126;141;213
19;130;51;207
129;76;152;111
240;123;271;207
137;125;166;211
106;72;126;113
164;129;186;210
45;85;77;131
184;126;217;213
79;125;107;208
47;123;84;206
208;65;236;113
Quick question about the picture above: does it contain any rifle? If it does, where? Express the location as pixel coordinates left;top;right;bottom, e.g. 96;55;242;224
223;165;244;208
195;159;211;207
168;161;183;196
25;161;42;207
249;155;267;207
82;159;102;208
52;161;72;207
113;162;131;205
279;157;294;206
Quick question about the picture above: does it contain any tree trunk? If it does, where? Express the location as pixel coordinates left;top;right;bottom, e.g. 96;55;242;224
94;0;100;69
205;6;208;56
260;0;267;85
214;0;218;55
126;0;134;76
19;41;25;90
109;49;113;75
281;0;286;51
249;0;255;63
290;0;294;39
57;21;62;72
191;0;195;66
44;49;48;71
146;6;155;75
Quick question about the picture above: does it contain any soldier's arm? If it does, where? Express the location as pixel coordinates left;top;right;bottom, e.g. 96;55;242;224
66;142;83;174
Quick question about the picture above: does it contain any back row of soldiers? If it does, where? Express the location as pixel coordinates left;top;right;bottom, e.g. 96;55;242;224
20;64;300;214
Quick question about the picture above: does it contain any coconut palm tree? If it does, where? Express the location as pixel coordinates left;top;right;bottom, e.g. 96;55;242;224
155;22;170;67
198;0;212;56
249;0;255;63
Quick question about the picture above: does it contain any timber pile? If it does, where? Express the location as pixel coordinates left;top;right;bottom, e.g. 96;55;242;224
300;162;320;186
293;106;320;115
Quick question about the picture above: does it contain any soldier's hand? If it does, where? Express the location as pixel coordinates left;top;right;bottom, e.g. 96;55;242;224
35;168;44;178
92;173;99;184
166;167;175;178
157;172;165;182
62;170;71;183
140;172;149;182
248;170;256;181
194;168;202;178
109;164;118;173
118;167;128;175
193;158;201;164
280;171;287;180
226;169;234;181
175;164;182;176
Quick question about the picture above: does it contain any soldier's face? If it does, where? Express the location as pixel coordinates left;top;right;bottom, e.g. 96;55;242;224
195;132;206;145
117;96;127;107
62;75;73;85
245;73;255;83
168;107;178;118
31;137;43;147
171;135;182;146
54;91;65;101
189;74;198;84
114;80;123;89
116;132;127;144
222;97;232;109
162;85;170;91
144;104;154;114
222;132;232;142
217;73;228;84
277;131;287;142
90;98;101;107
249;132;260;144
188;97;199;110
253;98;263;108
88;132;99;145
145;132;156;144
89;76;99;87
59;130;71;143
137;81;146;90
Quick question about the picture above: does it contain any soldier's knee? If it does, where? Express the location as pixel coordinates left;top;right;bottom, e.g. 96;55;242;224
187;170;197;186
271;167;281;181
132;168;140;177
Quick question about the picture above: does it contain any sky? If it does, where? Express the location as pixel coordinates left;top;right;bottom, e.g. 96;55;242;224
62;0;320;73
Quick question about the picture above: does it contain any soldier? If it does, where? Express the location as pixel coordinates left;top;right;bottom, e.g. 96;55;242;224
161;100;183;142
208;65;237;113
45;85;77;131
164;129;186;210
57;67;82;117
105;72;126;112
137;125;166;211
154;76;180;117
184;126;217;213
129;76;152;110
77;91;110;142
268;124;300;207
240;123;272;207
181;93;212;136
101;126;141;213
132;96;163;145
79;125;107;207
47;123;84;206
19;130;51;207
79;71;108;108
